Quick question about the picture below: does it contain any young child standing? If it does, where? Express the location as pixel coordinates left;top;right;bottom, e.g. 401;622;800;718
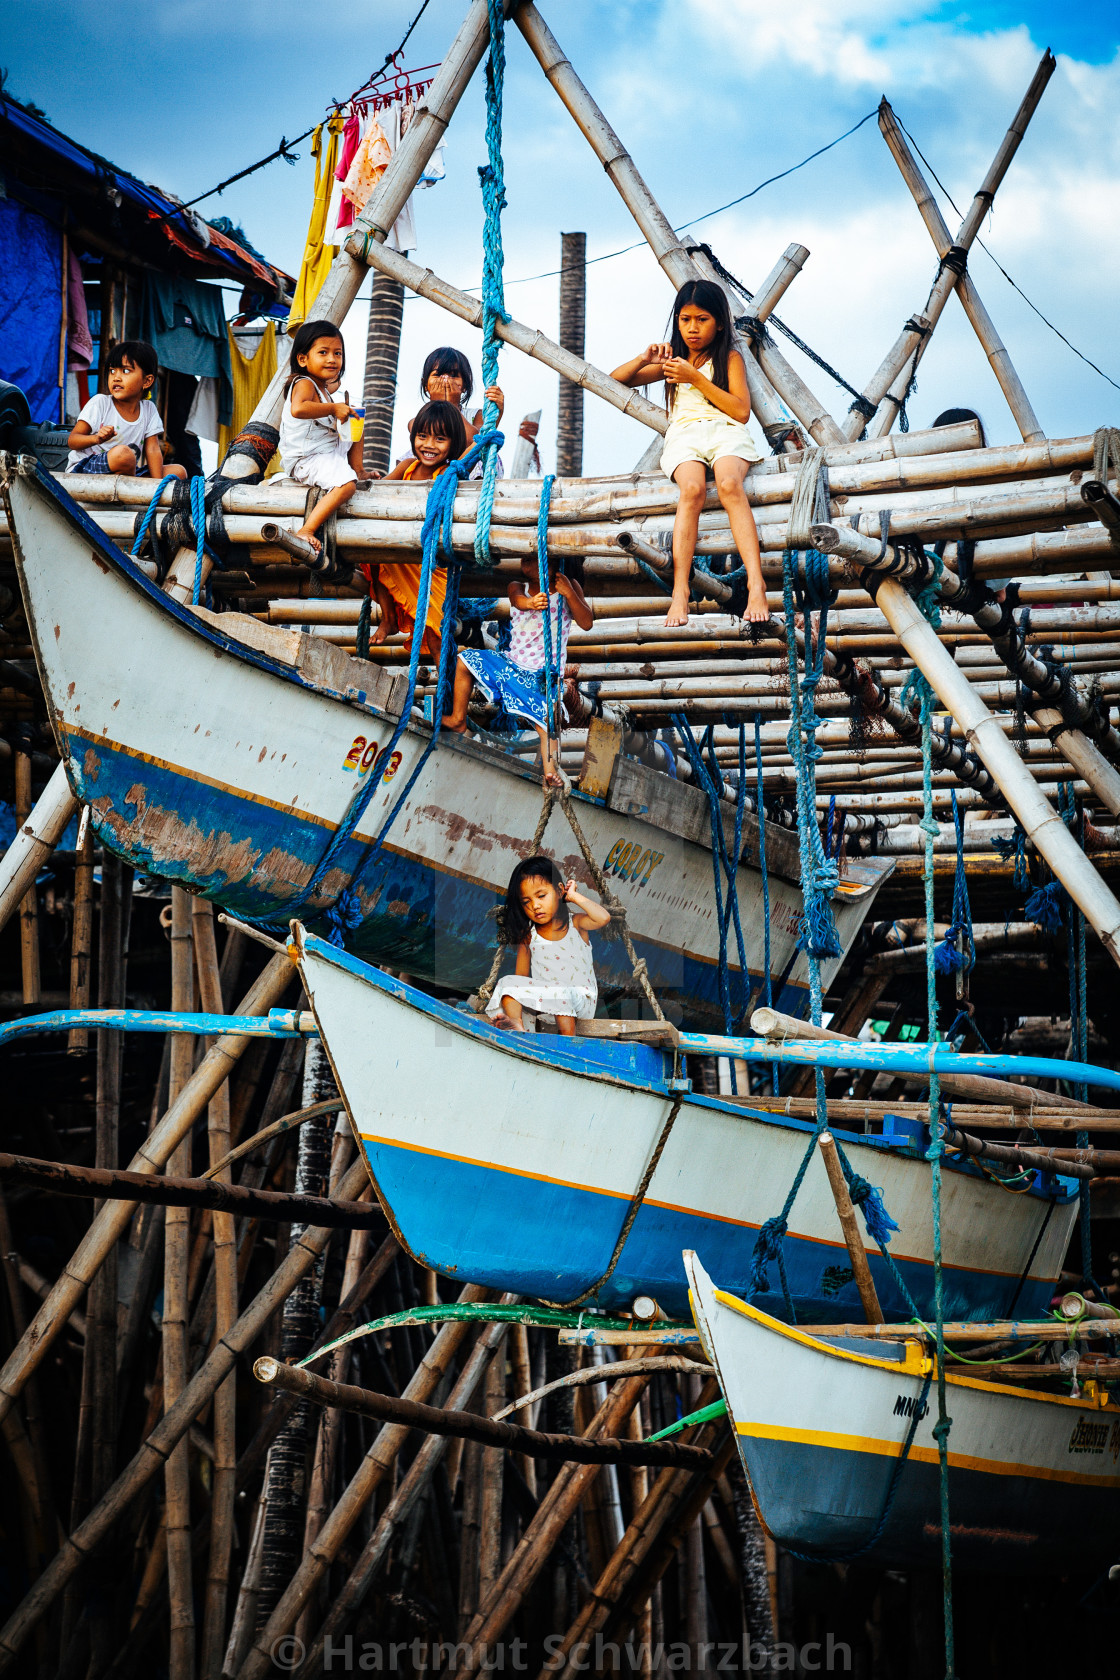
362;400;469;665
612;280;768;630
278;320;363;554
486;854;610;1035
442;555;593;787
66;341;187;481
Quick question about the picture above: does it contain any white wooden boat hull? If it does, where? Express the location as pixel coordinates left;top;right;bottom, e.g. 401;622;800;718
3;460;889;1031
295;928;1077;1323
687;1252;1120;1570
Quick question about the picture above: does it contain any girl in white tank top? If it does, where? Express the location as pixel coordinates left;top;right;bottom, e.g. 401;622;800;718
485;854;611;1035
278;321;364;557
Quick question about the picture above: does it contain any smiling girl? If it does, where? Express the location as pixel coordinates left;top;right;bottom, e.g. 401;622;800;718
362;400;469;665
613;281;768;629
278;320;363;553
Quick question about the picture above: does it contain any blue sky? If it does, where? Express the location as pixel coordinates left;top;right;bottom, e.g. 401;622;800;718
4;0;1119;470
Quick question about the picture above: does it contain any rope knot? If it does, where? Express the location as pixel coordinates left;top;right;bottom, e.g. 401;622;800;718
749;1215;789;1296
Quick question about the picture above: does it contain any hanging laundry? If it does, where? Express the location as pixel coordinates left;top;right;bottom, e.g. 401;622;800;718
139;272;234;423
341;117;392;216
185;377;219;443
65;250;93;371
330;109;363;237
218;322;280;474
381;100;417;252
288;116;343;331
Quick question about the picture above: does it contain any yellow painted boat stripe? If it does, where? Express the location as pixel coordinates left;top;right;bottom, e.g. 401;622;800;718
738;1420;1120;1487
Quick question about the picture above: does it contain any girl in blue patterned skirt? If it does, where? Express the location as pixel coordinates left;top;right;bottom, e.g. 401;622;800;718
443;555;592;786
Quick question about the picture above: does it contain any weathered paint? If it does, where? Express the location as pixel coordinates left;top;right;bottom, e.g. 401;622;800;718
5;462;890;1030
297;932;1077;1322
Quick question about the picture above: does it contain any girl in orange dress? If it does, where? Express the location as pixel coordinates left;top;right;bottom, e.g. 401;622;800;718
363;401;469;665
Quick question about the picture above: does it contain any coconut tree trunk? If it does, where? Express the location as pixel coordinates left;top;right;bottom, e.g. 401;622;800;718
363;273;406;477
557;231;586;476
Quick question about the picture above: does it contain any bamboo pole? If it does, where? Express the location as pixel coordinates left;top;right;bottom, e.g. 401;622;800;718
877;98;1044;442
362;240;667;435
817;1134;884;1323
0;760;77;935
0;1156;373;1672
13;749;40;1006
458;1377;658;1674
0;951;295;1430
234;1287;491;1680
192;901;238;1680
296;1316;519;1679
164;886;195;1680
865;50;1056;436
478;1344;506;1607
67;806;94;1052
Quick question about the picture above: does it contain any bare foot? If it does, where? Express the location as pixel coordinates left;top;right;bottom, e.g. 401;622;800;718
665;591;689;628
371;618;389;646
746;583;771;624
294;525;323;555
493;1012;526;1032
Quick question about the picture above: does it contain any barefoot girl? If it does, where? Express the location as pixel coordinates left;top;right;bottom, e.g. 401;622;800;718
613;281;768;629
360;401;468;666
485;854;610;1036
278;320;362;554
442;556;592;787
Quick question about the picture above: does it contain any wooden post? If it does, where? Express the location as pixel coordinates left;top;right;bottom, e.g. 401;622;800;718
164;886;195;1680
67;806;94;1053
13;749;40;1007
256;1041;336;1623
557;232;586;475
192;899;238;1680
817;1133;884;1324
478;1349;507;1604
91;852;131;1494
363;272;405;477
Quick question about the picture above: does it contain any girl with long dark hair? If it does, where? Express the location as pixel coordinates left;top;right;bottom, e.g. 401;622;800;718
613;281;768;628
485;854;610;1034
277;320;363;553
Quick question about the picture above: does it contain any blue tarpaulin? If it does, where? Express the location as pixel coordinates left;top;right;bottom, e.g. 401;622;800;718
0;199;62;424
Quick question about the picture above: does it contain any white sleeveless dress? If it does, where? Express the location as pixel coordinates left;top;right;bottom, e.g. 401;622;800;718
485;920;597;1022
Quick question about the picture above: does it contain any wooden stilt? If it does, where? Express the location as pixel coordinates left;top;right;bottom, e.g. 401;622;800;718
557;232;587;475
67;805;94;1053
817;1133;885;1324
164;886;196;1680
13;749;40;1007
363;272;405;478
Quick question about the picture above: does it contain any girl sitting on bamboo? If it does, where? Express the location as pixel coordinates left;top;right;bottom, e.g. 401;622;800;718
486;854;610;1035
278;321;363;555
442;555;593;788
360;400;470;665
613;280;769;630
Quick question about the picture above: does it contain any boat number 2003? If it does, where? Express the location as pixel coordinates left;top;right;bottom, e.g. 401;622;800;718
342;736;403;783
602;839;665;889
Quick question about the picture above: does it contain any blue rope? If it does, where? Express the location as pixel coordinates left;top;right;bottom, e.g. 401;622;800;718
933;791;975;976
129;474;179;562
780;549;841;978
473;0;511;566
238;438;494;943
753;714;779;1096
189;475;207;605
670;714;749;1038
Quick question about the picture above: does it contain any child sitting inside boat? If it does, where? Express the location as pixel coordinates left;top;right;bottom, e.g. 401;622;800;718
486;854;611;1035
361;400;470;664
66;341;187;481
442;556;593;787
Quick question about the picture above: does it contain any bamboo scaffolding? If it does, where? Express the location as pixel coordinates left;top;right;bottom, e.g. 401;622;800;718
13;750;40;1007
164;886;196;1680
863;50;1056;437
0;952;295;1430
0;1155;372;1670
878;98;1044;442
